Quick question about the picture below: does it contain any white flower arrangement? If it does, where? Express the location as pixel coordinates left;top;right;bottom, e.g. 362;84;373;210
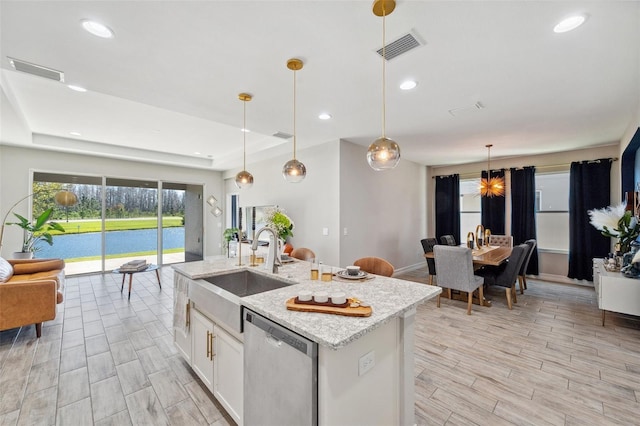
264;207;294;241
588;202;640;253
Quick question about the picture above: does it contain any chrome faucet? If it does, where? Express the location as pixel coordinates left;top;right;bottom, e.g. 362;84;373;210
251;227;282;273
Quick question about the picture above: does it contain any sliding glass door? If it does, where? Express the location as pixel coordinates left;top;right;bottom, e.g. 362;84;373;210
32;172;201;275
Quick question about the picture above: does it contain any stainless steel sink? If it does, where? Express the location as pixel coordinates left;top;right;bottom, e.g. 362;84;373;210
202;270;292;297
189;270;294;333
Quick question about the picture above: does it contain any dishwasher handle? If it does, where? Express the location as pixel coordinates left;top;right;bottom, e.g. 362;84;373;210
244;309;317;358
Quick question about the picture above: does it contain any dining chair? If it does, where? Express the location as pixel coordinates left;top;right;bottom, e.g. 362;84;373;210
433;245;485;315
353;257;394;277
488;234;513;247
290;247;316;261
475;243;528;309
517;239;537;294
440;235;457;246
420;238;438;285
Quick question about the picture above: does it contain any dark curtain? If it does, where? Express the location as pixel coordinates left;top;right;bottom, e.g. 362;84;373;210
568;159;612;281
435;174;460;244
511;167;539;274
481;169;506;234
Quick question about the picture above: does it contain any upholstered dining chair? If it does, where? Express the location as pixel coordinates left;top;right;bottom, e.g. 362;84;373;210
353;257;394;277
488;234;513;247
517;239;537;294
440;235;457;246
475;243;528;309
290;247;316;261
420;238;438;285
433;245;484;315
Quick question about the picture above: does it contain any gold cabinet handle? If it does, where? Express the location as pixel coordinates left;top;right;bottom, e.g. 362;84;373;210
206;330;211;358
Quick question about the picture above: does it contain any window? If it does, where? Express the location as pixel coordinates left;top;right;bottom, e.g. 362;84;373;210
460;178;481;237
535;172;569;251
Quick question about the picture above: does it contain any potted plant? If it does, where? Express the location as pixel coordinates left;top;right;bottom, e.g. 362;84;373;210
8;207;65;258
223;227;239;257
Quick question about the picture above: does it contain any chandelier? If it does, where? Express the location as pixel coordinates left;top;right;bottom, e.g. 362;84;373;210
479;144;505;197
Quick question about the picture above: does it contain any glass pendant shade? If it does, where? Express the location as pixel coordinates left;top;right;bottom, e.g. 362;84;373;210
283;58;306;183
367;137;401;171
282;159;307;183
235;170;254;189
54;190;78;207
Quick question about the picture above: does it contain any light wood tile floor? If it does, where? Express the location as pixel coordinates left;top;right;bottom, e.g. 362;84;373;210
398;265;640;425
2;265;640;425
0;267;234;426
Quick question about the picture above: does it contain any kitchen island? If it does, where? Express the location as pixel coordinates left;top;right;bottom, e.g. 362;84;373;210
173;256;441;425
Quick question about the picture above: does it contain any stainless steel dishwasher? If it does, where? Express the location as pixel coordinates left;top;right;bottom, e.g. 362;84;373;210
243;309;318;425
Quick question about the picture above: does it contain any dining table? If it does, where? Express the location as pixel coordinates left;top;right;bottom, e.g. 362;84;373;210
424;244;513;307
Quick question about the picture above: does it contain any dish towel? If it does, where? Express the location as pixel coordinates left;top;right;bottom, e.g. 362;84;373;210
173;274;189;337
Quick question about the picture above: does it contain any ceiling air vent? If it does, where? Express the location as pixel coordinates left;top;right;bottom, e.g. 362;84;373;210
273;131;293;139
376;30;423;61
7;57;64;82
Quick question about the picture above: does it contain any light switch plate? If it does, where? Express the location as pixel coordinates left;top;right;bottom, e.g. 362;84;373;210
322;227;329;236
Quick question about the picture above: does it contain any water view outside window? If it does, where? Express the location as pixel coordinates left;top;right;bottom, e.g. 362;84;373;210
33;173;188;275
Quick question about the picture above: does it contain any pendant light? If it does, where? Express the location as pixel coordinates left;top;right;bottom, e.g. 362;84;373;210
479;144;505;197
235;93;254;189
367;0;401;171
282;58;307;183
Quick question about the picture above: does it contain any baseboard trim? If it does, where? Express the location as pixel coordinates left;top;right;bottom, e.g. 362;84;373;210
393;263;425;276
531;273;594;287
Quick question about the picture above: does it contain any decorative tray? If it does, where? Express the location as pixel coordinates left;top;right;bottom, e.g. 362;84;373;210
286;297;372;317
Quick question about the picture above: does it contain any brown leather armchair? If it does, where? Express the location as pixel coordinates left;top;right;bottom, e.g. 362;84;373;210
0;258;65;338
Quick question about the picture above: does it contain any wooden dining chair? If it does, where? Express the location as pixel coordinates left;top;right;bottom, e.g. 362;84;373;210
433;245;484;315
353;257;394;277
475;244;528;309
488;234;513;247
440;235;457;246
420;238;438;285
517;239;537;294
290;247;316;261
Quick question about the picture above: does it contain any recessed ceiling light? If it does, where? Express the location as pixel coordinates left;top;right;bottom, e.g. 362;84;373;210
400;80;417;90
318;113;332;120
69;131;82;137
194;151;201;155
241;128;250;133
67;84;87;92
81;20;114;38
553;14;587;33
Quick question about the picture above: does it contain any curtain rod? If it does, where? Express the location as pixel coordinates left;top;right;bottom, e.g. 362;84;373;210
432;157;618;179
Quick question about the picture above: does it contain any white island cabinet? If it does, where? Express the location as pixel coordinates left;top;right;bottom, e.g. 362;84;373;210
173;257;441;426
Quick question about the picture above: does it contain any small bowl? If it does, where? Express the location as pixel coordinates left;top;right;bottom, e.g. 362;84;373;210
346;265;361;276
298;291;312;302
313;292;328;303
330;292;346;305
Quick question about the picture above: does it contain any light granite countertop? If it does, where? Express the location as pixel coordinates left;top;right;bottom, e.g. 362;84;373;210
173;256;441;349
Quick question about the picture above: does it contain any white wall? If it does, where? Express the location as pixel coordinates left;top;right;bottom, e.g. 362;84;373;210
0;145;223;258
339;140;426;269
224;141;341;265
222;139;427;270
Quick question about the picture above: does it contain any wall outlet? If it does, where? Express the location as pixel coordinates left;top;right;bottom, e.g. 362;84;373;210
359;350;375;376
343;227;348;236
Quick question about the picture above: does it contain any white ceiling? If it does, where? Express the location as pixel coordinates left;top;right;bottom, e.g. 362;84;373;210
1;1;639;171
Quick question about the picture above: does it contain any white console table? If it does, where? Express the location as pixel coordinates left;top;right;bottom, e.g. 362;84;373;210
592;258;640;325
